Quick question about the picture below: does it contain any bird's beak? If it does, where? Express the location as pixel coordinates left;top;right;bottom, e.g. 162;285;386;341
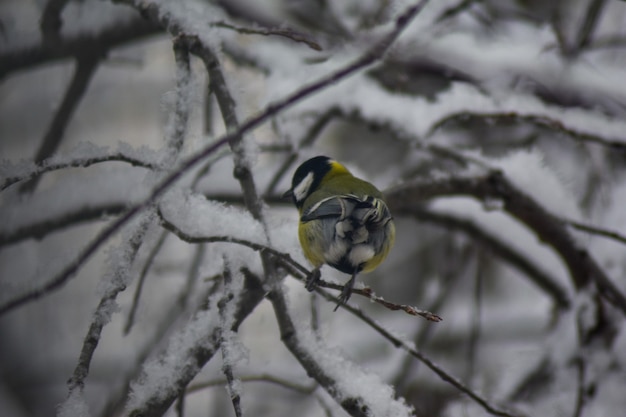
282;189;294;199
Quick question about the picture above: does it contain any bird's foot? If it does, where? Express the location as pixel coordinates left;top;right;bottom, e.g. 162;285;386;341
305;268;321;292
333;275;356;311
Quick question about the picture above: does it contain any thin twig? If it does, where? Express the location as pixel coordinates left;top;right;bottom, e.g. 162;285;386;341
1;14;158;78
423;111;626;153
213;21;321;51
123;230;168;335
0;201;127;247
40;0;70;41
188;374;316;395
20;54;100;193
1;152;160;192
66;216;151;397
219;263;243;417
564;218;626;246
574;0;607;52
466;250;484;382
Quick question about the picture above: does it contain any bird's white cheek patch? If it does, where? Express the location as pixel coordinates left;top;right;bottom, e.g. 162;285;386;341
293;172;314;203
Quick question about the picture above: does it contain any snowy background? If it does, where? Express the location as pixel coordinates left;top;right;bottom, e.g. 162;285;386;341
1;0;626;416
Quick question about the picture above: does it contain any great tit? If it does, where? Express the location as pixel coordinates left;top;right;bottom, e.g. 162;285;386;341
284;156;395;308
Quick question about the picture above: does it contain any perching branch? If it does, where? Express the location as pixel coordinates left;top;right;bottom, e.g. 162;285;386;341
159;207;440;320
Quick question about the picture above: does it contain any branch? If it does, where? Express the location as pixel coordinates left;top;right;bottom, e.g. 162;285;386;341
123;230;168;335
65;216;151;400
212;21;321;51
159;208;440;320
20;54;100;193
0;14;159;78
0;0;429;316
125;269;266;417
413;207;571;309
267;286;370;417
564;218;626;246
0;201;127;247
326;288;524;417
423;111;626;153
40;0;71;41
385;172;626;316
187;374;315;395
1;150;160;192
218;263;243;417
574;0;607;52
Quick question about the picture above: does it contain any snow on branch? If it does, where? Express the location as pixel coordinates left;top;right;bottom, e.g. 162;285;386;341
385;171;626;316
0;12;158;79
0;142;162;192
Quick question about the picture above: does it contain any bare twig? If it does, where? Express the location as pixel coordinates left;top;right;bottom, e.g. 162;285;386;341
0;151;159;192
423;111;626;153
20;54;100;193
66;216;151;397
218;263;243;417
436;0;482;23
0;14;158;78
0;0;430;316
187;374;316;395
466;250;484;382
40;0;70;41
123;230;168;335
0;201;128;247
213;21;321;51
564;218;626;246
574;0;607;52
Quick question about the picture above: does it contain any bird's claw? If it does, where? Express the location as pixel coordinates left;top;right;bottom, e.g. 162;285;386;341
305;268;321;292
333;284;354;311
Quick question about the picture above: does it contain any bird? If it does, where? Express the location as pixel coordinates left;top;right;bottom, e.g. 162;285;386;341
283;156;395;309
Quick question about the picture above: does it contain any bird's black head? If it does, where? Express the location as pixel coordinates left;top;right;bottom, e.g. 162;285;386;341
284;156;332;209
